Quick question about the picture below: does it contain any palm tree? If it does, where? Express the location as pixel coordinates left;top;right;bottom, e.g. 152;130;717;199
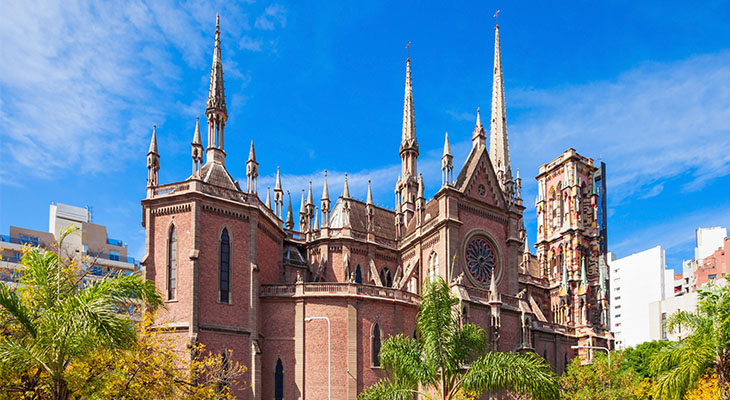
651;280;730;400
359;278;559;400
0;227;162;400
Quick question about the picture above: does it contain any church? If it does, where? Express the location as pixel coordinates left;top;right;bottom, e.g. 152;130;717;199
141;15;613;399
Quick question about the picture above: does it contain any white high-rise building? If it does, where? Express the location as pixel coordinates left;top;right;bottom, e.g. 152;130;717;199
695;227;727;261
608;246;673;349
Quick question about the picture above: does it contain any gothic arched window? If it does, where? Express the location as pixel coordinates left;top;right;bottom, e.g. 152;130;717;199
380;267;393;287
371;323;381;367
428;252;439;281
220;229;230;304
167;225;177;300
274;358;284;400
355;264;362;284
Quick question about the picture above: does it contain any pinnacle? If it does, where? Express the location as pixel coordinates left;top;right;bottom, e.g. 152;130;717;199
343;173;350;198
192;117;202;145
443;131;451;157
148;125;158;154
275;166;282;191
366;180;373;205
248;140;256;163
321;170;329;200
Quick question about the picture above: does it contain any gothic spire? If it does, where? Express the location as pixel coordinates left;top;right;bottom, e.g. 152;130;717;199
489;24;511;181
472;107;486;149
148;125;158;155
275;166;282;192
248;140;256;163
206;14;227;118
266;186;271;209
285;191;294;229
400;57;418;154
443;131;451;157
343;173;350;198
307;180;314;206
320;170;329;200
366;180;373;205
193;116;202;146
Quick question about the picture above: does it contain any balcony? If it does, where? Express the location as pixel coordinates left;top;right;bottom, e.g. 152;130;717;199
86;250;136;265
261;282;419;305
1;234;50;249
106;238;124;247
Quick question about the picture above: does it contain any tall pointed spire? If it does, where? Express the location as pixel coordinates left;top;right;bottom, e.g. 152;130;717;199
489;23;512;183
400;57;418;153
207;14;227;117
147;125;160;190
246;140;259;194
472;107;486;149
343;173;350;198
205;14;228;163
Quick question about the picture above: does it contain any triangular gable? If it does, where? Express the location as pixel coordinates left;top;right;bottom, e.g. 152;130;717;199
454;146;506;208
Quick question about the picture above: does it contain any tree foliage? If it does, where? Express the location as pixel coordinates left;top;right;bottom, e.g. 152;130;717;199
650;281;730;400
0;227;244;399
359;278;559;400
560;351;649;400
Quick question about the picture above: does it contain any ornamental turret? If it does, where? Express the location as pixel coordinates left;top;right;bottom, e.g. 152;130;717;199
246;140;258;194
147;125;160;193
320;170;330;227
442;131;453;186
191;117;203;177
274;167;284;218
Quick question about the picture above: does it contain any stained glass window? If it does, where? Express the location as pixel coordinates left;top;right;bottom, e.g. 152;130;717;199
465;236;497;286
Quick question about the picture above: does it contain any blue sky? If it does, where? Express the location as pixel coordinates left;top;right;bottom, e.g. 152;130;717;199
1;1;729;273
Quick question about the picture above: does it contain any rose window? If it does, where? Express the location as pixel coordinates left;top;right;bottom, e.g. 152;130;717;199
465;236;497;285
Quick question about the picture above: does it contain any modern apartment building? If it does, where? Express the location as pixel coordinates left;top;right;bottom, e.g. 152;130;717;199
0;202;138;286
608;246;673;349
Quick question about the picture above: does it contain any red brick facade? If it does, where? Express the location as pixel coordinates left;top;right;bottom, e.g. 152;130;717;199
695;237;730;288
140;18;611;399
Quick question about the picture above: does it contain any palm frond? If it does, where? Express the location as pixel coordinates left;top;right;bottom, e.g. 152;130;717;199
461;351;559;400
0;283;37;338
357;377;417;400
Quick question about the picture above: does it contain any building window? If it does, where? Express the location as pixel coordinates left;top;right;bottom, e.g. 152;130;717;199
661;312;668;340
355;265;362;284
465;236;498;286
615;322;621;327
167;226;177;300
709;274;717;280
274;358;284;400
109;250;120;261
614;287;620;291
615;305;621;309
615;314;621;318
371;323;381;367
428;252;439;281
220;229;230;303
614;296;620;300
380;267;393;287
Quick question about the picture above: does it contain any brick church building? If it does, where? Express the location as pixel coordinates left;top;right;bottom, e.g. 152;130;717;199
141;16;613;399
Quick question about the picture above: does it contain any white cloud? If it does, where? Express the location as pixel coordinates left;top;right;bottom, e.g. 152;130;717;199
239;35;264;52
0;0;255;181
254;4;287;31
508;52;730;205
446;109;476;122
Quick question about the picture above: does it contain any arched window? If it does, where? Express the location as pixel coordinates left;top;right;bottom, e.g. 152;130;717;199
274;358;284;400
220;229;230;304
167;226;177;300
380;267;392;287
428;252;439;281
371;323;381;367
354;264;362;284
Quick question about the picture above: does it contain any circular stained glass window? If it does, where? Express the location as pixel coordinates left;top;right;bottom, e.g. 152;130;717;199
465;236;497;286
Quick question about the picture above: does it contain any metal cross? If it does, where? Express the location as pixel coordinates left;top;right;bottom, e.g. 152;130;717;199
406;41;411;59
494;9;500;25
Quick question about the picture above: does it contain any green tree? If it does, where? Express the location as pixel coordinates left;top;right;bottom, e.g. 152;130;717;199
0;227;162;400
560;351;649;400
651;281;730;400
359;278;559;400
622;340;670;379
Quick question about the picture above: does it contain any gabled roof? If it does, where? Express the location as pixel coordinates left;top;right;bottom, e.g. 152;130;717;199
454;145;507;208
198;161;240;191
329;197;396;241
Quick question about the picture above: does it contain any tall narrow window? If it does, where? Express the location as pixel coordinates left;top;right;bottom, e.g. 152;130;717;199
355;265;362;284
380;267;392;287
220;229;230;303
167;226;177;300
371;323;381;367
274;358;284;400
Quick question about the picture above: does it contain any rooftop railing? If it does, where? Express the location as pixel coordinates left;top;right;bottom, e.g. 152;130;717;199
261;282;419;304
86;250;137;265
1;234;51;248
106;238;124;247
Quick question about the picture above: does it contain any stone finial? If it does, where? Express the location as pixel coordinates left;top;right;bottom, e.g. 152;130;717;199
285;191;294;229
472;107;486;149
148;124;158;155
265;186;271;209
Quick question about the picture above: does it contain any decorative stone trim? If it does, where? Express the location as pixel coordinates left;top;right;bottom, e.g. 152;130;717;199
201;204;249;221
151;203;192;216
458;202;507;225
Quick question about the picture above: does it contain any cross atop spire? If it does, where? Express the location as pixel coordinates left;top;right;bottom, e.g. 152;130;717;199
489;22;512;184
